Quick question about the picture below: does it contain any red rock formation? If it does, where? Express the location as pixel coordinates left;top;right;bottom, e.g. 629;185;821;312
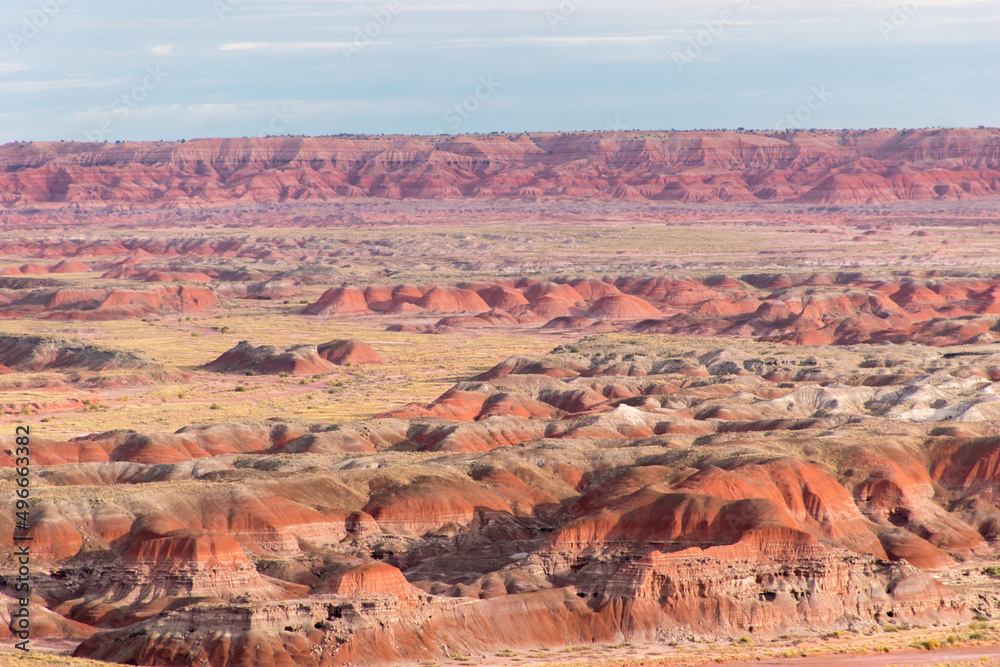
205;341;335;375
49;259;92;273
585;294;662;320
303;287;371;316
317;339;386;366
417;286;490;313
320;562;420;600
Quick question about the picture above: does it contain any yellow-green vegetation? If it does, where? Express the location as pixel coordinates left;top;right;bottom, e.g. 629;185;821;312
0;654;112;667
2;303;561;437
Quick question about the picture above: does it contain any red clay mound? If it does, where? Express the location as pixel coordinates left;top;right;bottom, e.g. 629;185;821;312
124;529;250;569
19;264;48;274
320;562;420;599
478;285;530;309
417;286;490;313
49;260;92;273
523;282;583;305
363;285;396;311
391;284;426;306
303;287;371;316
204;341;335;375
363;476;511;536
567;278;621;300
317;339;386;366
585;294;661;319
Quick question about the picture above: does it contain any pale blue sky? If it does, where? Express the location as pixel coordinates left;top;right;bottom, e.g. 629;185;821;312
0;0;997;142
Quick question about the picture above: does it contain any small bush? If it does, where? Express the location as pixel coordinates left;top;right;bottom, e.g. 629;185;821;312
234;386;247;392
210;403;221;410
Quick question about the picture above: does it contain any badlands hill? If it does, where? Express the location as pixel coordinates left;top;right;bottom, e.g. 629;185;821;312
1;128;999;208
3;339;1000;665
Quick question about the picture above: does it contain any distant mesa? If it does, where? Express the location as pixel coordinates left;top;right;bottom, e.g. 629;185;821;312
1;129;998;208
204;338;385;375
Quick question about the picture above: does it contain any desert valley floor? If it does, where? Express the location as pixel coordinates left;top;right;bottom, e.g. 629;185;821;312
1;131;1000;667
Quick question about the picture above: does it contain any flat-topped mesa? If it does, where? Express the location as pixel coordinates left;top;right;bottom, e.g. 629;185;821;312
2;130;998;208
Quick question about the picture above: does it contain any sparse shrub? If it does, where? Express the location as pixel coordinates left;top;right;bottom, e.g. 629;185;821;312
177;391;187;399
234;386;247;392
210;403;221;410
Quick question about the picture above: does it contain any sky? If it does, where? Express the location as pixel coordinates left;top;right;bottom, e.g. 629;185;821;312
0;0;997;142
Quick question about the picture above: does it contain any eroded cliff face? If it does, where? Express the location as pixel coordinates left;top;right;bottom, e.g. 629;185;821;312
1;129;998;208
3;339;1000;666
